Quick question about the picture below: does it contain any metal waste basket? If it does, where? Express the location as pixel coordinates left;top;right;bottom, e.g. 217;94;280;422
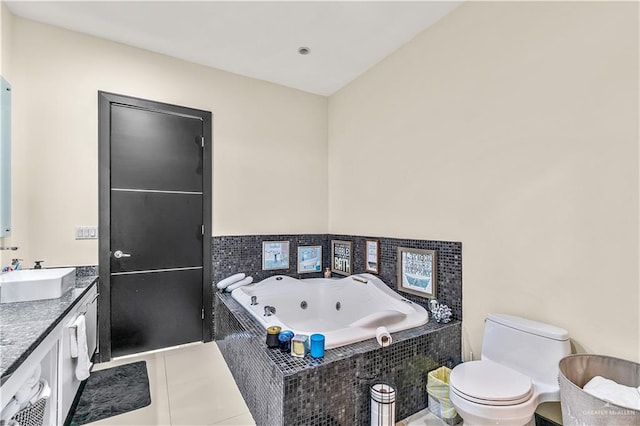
370;383;395;426
559;354;640;426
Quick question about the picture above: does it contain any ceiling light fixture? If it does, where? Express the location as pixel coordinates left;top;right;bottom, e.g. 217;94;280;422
297;47;311;55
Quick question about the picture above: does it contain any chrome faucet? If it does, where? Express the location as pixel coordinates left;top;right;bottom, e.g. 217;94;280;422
0;246;18;251
263;306;276;316
250;296;258;306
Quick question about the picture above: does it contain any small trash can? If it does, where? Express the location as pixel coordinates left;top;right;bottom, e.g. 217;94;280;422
559;354;640;426
370;383;395;426
426;366;461;425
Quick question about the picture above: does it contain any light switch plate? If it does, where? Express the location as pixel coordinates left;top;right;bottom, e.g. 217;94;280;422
75;226;98;240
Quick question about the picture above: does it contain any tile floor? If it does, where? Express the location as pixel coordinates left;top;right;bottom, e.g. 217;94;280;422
397;410;453;426
88;342;254;425
87;342;450;426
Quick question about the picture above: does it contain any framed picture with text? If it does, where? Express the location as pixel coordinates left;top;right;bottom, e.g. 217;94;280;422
365;239;380;274
331;240;352;276
397;247;437;298
297;245;322;274
262;241;290;270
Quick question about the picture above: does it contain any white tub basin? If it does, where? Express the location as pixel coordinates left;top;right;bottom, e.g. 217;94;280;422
0;268;76;303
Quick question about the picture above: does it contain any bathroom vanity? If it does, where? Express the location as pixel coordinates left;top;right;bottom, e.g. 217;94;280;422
0;272;98;425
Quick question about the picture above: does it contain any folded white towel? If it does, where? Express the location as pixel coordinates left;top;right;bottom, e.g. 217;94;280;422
71;314;91;381
70;323;79;359
216;273;246;290
25;364;41;388
30;379;51;404
15;378;51;410
583;376;640;411
14;381;40;405
225;276;254;292
14;364;42;404
0;398;20;421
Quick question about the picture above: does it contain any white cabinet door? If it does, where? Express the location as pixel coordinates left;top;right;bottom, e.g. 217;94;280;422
59;286;98;424
84;291;98;357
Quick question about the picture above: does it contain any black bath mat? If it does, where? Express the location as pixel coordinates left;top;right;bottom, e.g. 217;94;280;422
67;361;151;425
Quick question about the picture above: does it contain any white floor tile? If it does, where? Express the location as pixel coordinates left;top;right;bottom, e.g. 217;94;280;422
167;376;250;425
162;342;250;425
164;342;231;387
210;411;256;426
397;408;453;426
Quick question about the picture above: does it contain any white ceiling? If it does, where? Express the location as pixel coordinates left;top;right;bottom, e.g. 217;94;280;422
6;1;462;96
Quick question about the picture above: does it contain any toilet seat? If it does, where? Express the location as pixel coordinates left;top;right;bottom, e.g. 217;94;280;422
450;360;533;406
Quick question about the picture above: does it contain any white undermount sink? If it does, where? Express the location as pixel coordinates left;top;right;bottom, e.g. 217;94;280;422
0;267;76;303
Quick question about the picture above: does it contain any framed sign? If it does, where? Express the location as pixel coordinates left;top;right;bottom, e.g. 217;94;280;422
365;239;380;274
262;241;290;270
298;245;322;274
331;240;352;276
397;247;437;298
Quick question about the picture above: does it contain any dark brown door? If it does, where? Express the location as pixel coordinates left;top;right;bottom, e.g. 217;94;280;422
99;92;212;359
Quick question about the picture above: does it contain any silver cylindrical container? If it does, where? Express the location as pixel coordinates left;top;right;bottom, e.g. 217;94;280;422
370;383;396;426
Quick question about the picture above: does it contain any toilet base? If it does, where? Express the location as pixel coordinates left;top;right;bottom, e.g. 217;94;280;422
450;387;539;426
459;416;535;426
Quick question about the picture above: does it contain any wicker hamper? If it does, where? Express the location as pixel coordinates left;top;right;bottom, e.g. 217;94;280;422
558;354;640;426
9;398;47;426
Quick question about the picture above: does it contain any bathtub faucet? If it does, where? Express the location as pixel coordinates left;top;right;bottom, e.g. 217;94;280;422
263;306;276;317
251;296;258;306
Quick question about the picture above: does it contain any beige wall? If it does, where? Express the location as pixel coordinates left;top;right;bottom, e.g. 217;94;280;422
4;2;639;362
1;2;12;78
329;2;639;362
8;17;328;267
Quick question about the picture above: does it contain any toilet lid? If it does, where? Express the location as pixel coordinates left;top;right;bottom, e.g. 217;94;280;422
450;360;533;406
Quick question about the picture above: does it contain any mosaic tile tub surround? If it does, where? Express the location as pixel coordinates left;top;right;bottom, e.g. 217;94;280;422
211;234;462;323
212;234;462;424
216;293;462;425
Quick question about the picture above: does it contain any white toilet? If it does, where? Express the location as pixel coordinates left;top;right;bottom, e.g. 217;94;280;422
449;313;570;426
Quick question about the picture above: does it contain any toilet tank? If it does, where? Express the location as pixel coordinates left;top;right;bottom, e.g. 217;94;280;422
481;314;571;390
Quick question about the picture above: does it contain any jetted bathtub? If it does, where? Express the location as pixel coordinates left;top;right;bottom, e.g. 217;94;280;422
230;273;428;349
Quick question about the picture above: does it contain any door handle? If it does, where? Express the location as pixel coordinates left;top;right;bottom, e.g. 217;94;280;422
113;250;132;259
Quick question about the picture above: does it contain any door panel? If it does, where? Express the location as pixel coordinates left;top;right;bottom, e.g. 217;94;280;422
106;97;207;358
110;191;203;273
111;269;203;357
111;105;203;192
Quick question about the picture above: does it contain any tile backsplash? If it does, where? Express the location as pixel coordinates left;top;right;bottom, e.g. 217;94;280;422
211;233;462;338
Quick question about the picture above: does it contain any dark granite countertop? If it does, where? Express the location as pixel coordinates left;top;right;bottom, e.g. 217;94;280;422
0;274;98;384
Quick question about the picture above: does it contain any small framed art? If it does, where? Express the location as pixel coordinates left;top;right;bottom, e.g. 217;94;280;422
262;241;290;270
397;247;437;298
331;240;352;276
298;245;322;274
365;239;380;274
